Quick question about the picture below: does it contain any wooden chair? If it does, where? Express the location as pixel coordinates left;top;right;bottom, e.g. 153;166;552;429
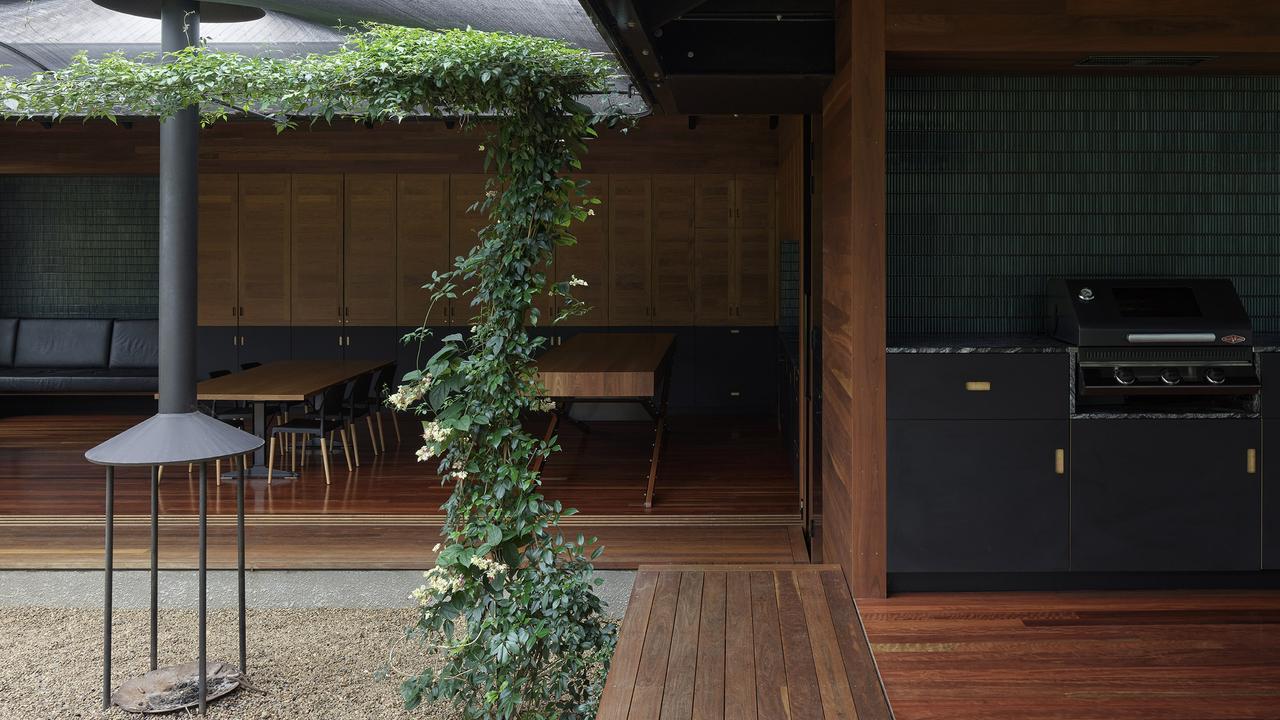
266;382;354;484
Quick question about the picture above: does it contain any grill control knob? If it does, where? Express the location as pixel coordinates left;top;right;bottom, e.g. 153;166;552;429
1205;367;1227;385
1160;368;1182;386
1113;367;1136;385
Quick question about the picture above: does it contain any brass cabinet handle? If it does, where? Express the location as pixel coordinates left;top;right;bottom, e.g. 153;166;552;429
965;381;992;392
1055;448;1065;475
1248;448;1257;475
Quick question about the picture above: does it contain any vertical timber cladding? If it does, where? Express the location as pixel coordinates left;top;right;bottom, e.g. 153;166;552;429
887;76;1280;335
822;0;888;599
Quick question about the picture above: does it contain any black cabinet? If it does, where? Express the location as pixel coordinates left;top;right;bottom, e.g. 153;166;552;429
196;326;238;379
291;326;344;362
237;326;292;367
345;326;399;362
888;419;1069;572
1265;420;1280;569
695;327;777;412
1071;419;1261;572
888;353;1068;420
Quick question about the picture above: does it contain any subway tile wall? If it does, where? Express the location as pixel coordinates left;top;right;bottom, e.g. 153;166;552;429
888;76;1280;335
0;175;158;319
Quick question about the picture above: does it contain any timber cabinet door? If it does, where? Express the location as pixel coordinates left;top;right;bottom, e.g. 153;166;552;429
733;175;776;325
197;174;239;326
450;174;491;326
608;175;653;325
556;174;609;326
237;174;292;325
343;173;398;326
888;419;1070;573
650;175;696;325
396;174;451;327
694;175;734;324
290;174;344;326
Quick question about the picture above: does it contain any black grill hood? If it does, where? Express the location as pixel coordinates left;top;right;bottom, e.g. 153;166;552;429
1047;278;1252;348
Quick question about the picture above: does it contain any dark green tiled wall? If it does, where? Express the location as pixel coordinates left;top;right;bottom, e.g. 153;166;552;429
0;175;158;319
887;76;1280;335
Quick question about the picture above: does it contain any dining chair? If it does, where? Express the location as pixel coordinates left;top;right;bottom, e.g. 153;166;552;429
266;382;353;485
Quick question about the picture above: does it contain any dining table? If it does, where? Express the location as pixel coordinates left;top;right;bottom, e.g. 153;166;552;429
536;333;675;507
191;359;392;480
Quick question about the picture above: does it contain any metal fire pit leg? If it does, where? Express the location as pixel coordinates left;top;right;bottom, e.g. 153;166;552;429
237;463;247;673
103;466;114;710
150;464;159;671
198;461;208;715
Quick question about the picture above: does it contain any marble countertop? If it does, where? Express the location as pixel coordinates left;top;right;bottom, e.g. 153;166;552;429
886;335;1071;354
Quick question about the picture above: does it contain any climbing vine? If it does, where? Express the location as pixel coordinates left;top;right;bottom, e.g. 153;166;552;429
4;25;623;719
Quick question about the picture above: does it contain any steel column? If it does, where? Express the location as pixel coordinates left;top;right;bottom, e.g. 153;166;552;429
102;466;114;710
198;461;208;714
150;465;159;671
237;464;247;672
158;0;200;415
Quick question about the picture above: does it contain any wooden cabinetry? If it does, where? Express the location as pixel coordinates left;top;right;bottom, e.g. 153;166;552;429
344;173;398;325
608;175;653;324
396;174;451;326
199;170;780;335
197;174;239;327
694;175;775;325
450;174;490;325
651;175;696;324
236;174;292;325
290;174;343;326
556;174;609;326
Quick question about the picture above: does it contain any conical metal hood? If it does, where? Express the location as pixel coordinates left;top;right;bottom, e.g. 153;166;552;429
85;411;263;466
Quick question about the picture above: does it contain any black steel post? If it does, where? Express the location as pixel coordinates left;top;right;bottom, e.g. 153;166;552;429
150;464;159;671
237;463;247;673
103;466;114;710
158;0;199;415
198;461;207;715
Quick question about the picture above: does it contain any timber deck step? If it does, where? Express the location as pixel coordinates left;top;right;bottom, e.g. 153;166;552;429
599;564;892;720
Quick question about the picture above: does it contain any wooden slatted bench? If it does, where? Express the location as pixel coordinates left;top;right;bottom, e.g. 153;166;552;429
600;564;892;720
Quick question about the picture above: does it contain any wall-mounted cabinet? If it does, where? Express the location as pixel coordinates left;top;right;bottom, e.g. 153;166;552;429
695;174;776;325
396;174;450;326
199;171;780;333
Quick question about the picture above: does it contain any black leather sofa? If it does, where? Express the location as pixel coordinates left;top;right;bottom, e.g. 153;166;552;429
0;319;158;393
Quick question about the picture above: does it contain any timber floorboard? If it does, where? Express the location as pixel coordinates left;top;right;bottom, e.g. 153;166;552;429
599;565;891;720
0;407;802;569
859;590;1280;720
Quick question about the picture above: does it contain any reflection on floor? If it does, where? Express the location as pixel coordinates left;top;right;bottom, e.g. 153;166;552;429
859;590;1280;720
0;406;803;569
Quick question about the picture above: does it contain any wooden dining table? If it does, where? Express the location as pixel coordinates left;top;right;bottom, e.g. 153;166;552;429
537;333;675;508
192;359;391;480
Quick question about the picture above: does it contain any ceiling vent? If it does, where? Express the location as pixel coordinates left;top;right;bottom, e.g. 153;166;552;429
1076;55;1217;68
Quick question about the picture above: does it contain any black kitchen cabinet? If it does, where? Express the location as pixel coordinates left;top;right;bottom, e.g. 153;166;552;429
888;353;1069;420
290;326;345;362
344;326;399;362
1071;418;1261;572
1265;420;1280;569
196;326;238;379
888;419;1069;573
695;326;777;412
236;326;292;367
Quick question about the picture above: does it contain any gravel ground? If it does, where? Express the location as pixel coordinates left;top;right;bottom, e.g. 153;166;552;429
0;571;632;719
0;607;452;719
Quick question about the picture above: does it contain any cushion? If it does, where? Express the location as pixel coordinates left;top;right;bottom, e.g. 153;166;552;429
13;319;113;368
0;373;157;393
0;319;15;367
109;320;159;369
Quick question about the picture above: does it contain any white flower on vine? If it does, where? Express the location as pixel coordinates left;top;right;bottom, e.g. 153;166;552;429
535;397;556;412
452;470;469;481
568;275;588;288
587;208;595;216
477;144;485;151
387;376;431;411
469;555;508;581
485;190;497;198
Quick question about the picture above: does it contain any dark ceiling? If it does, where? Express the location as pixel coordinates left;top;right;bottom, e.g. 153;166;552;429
580;0;834;114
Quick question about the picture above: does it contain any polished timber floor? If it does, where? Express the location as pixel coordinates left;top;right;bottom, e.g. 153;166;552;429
0;403;803;569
